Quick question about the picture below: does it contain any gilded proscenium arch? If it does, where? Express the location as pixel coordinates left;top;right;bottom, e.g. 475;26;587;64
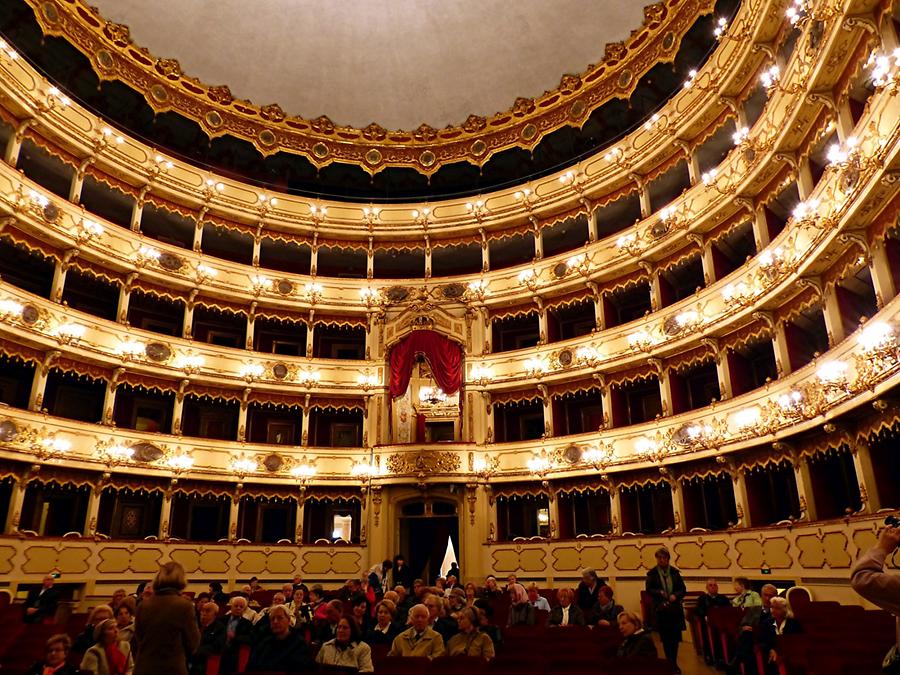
25;0;714;175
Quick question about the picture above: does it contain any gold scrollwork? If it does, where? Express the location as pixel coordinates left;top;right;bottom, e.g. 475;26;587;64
386;451;461;475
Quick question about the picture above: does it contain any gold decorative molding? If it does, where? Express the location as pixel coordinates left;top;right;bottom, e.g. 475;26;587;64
26;0;713;175
386;450;462;475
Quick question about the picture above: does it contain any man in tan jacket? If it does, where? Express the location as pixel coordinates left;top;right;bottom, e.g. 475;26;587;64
388;604;445;658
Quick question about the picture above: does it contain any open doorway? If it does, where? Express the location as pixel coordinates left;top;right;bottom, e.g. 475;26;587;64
398;498;460;585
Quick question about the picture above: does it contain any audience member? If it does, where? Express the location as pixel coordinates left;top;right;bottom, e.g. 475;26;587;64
74;604;115;653
694;578;730;664
367;559;393;596
309;585;328;621
314;599;344;644
288;587;312;626
851;524;900;673
23;574;59;623
412;578;427;601
25;634;79;675
473;601;503;648
350;592;373;633
505;574;518;591
447;562;462;583
732;577;762;608
727;583;778;675
392;555;413;590
758;596;801;674
481;575;503;599
79;618;134;675
576;567;605;612
527;583;550;612
188;602;225;675
447;606;495;660
281;582;295;599
589;585;623;626
229;595;257;623
109;589;127;614
365;600;400;646
133;561;200;675
616;611;658;659
506;583;536;627
115;598;136;645
387;604;445;658
645;546;685;674
424;593;458;642
394;585;412;625
246;605;313;672
548;588;585;627
316;616;374;672
248;577;262;594
221;597;254;674
444;574;460;596
464;582;479;607
208;582;229;606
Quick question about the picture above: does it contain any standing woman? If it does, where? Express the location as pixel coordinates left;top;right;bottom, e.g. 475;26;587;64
645;547;686;674
133;561;200;675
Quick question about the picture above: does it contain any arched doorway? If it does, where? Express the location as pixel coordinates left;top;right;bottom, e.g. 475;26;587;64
397;496;460;585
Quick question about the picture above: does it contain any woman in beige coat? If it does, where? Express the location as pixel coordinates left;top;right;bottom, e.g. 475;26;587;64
80;619;134;675
133;562;200;675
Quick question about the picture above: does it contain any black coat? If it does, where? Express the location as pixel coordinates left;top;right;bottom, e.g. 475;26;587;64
645;565;686;633
189;620;226;675
617;630;658;658
392;563;413;590
758;616;802;655
247;631;314;673
363;622;400;646
694;592;730;619
25;663;78;675
433;616;459;643
548;604;585;627
23;586;59;623
575;581;605;612
589;601;624;625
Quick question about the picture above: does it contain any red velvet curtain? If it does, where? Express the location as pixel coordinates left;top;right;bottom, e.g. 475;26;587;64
388;330;463;399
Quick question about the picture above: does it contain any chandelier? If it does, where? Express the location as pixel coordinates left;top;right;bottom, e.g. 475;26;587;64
419;386;447;405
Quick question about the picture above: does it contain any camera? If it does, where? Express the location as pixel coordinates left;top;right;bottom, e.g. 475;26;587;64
885;515;900;528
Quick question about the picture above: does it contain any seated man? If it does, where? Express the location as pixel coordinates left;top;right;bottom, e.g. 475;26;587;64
589;585;624;626
246;605;313;672
548;588;585;627
189;602;225;675
388;603;445;658
23;575;59;624
694;578;731;664
728;583;777;675
424;593;458;642
527;583;550;612
221;596;254;674
313;599;344;645
757;597;801;675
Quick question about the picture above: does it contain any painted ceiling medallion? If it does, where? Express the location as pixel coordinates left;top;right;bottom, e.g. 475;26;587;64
131;442;164;463
26;0;711;175
0;420;19;443
272;363;289;380
144;342;171;362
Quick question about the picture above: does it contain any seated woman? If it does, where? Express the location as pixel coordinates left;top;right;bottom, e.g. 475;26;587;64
80;618;134;675
548;588;585;627
316;616;374;672
364;600;400;646
25;634;80;675
74;605;115;653
246;605;313;672
527;583;551;612
616;611;658;659
464;582;479;607
447;607;495;660
589;585;624;626
506;583;536;627
114;598;137;645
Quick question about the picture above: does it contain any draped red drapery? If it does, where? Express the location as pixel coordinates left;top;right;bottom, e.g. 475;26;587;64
388;330;463;400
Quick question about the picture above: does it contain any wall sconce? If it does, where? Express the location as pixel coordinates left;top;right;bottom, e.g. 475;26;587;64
775;389;805;419
357;372;379;391
291;461;317;483
473;455;498;479
411;207;432;226
524;357;548;378
117;339;145;361
713;16;729;39
582;444;613;469
0;299;24;320
518;268;539;291
298;369;321;387
309;204;328;224
635;436;667;463
526;453;552;477
466;200;489;219
136;245;161;267
103;443;134;466
150;155;174;178
250;274;272;295
855;322;898;387
97;127;125;149
204;179;226;198
470;364;493;386
196;263;218;283
45;85;71;109
575;345;602;366
166;453;194;474
816;360;849;394
0;38;18;61
362;206;381;226
722;280;757;306
239;363;264;382
303;282;323;304
175;354;205;375
513;188;536;205
465;280;487;302
231;457;257;478
616;232;644;257
33;434;71;460
74;218;103;244
351;461;379;479
360;287;383;308
868;48;900;90
827;136;860;167
760;64;781;91
566;253;591;276
731;406;762;433
627;329;656;352
55;322;86;345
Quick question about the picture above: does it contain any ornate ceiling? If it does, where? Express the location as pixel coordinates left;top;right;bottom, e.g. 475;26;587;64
90;0;650;131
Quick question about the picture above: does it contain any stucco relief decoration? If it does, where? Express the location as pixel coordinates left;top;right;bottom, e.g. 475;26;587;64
25;0;707;173
387;451;461;476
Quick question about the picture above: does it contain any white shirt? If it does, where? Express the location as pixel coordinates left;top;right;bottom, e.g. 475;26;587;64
561;606;570;625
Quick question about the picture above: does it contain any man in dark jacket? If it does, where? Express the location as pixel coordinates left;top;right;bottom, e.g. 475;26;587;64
694;578;731;664
189;602;226;675
24;575;59;623
247;605;313;673
645;547;686;674
221;597;254;674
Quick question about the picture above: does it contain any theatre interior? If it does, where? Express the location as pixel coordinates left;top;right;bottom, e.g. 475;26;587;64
0;0;897;673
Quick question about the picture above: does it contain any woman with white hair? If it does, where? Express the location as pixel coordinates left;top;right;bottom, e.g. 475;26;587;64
758;596;802;673
506;583;535;627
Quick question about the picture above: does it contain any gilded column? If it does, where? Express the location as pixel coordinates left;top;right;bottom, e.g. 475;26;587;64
29;351;59;412
4;477;26;533
868;240;896;309
545;483;560;540
789;452;817;522
3;119;33;166
821;285;846;347
796;156;815;200
533;224;544;261
159;485;174;539
850;440;881;513
728;464;750;527
294;491;306;544
751;207;771;251
609;482;622;535
772;320;793;377
228;490;241;542
668;475;686;533
83;482;103;536
116;273;135;324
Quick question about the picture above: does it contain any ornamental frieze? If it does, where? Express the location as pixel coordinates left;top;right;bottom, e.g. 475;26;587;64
26;0;713;175
386;450;461;475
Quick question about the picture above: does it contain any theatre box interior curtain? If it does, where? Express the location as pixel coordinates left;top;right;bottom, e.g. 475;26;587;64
388;330;463;400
